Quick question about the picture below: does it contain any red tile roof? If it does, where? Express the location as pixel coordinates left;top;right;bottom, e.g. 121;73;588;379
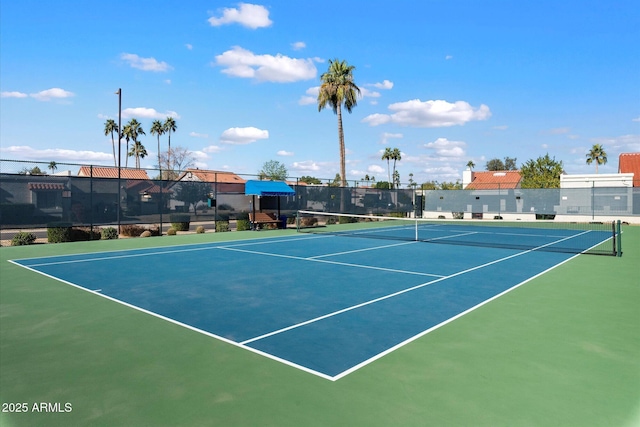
618;152;640;187
180;169;246;184
465;170;521;190
28;182;65;191
78;166;150;180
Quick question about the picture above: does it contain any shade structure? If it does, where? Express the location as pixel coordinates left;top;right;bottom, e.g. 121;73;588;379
245;180;295;196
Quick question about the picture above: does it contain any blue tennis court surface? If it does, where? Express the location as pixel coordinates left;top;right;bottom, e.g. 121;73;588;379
11;230;602;380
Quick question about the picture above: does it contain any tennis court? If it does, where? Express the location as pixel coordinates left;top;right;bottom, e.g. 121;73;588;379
8;217;619;380
1;221;638;427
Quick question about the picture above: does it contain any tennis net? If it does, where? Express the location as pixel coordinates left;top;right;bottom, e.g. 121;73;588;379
296;210;622;256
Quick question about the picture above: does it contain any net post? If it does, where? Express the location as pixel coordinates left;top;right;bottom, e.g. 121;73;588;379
616;220;622;257
296;210;300;233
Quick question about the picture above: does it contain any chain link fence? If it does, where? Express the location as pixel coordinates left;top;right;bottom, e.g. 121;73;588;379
1;159;639;237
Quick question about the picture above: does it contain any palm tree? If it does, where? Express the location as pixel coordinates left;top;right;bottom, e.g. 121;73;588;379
317;59;361;187
586;144;607;173
163;117;177;171
150;119;165;178
382;147;393;189
466;160;475;170
104;119;119;166
122;119;145;168
128;141;148;169
391;148;401;188
381;147;401;189
47;161;57;175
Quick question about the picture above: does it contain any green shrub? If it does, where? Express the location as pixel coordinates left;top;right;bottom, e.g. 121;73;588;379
167;227;177;235
70;227;101;241
196;225;205;234
236;219;250;231
215;221;230;232
101;227;118;240
47;222;72;243
120;224;146;237
452;212;464;220
217;204;234;211
11;231;36;246
338;215;358;224
326;217;337;225
170;213;190;231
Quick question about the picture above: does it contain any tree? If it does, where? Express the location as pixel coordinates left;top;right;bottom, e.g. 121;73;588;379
381;147;401;189
299;176;322;184
317;58;361;187
158;146;195;180
485;158;505;171
258;160;288;181
122;119;145;168
173;181;211;214
466;160;475;170
486;157;517;171
128;141;148;169
393;170;400;189
586;144;607;173
104;119;119;167
163;117;177;169
48;161;57;175
520;154;564;189
150;119;165;178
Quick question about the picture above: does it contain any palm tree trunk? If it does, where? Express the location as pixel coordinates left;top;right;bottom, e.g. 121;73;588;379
168;132;171;172
337;106;346;187
111;132;117;167
157;136;162;180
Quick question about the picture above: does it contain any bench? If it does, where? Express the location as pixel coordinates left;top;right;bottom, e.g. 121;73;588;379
249;212;282;229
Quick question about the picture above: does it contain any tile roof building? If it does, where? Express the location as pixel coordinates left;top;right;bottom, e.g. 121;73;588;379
618;152;640;187
463;170;522;190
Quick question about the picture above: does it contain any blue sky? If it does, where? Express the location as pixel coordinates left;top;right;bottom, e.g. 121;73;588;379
1;0;639;183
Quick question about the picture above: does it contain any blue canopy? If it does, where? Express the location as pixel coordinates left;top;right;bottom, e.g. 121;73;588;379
245;180;295;196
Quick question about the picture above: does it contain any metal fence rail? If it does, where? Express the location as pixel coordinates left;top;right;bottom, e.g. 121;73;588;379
1;159;639;234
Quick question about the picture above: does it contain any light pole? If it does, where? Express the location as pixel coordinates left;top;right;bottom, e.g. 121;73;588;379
115;88;122;234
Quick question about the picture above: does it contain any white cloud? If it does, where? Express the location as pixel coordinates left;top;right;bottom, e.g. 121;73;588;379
369;80;394;90
291;41;306;50
0;145;112;162
493;125;508;130
633;116;640;122
208;3;272;29
291;160;322;172
380;132;403;145
121;53;172;72
122;108;180;119
362;99;491;128
185;44;193;50
1;91;28;98
220;126;269;144
202;145;224;153
590;134;640;152
277;150;294;156
424;137;467;158
189;132;209;138
545;127;571;135
30;88;75;101
360;87;381;98
445;55;453;60
299;86;319;105
214;46;317;83
367;164;385;174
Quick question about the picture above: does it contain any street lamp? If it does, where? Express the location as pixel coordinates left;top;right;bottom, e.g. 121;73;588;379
115;88;122;233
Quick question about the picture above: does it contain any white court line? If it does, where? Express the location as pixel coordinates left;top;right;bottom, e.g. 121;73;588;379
239;230;593;347
307;240;418;259
7;259;336;381
8;228;597;382
18;234;332;267
217;246;445;278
